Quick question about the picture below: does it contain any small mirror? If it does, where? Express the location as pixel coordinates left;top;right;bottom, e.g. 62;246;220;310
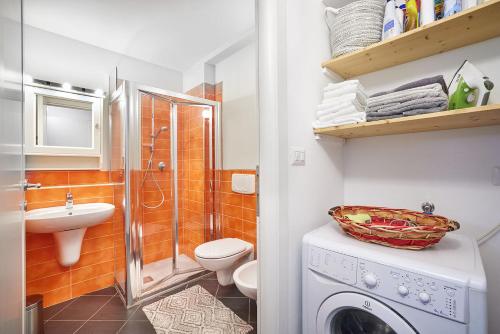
37;95;93;148
24;85;103;157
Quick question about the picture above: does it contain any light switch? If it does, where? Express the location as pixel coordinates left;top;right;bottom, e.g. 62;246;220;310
290;147;306;166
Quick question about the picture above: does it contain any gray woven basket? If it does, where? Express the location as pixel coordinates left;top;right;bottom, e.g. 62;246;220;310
325;0;385;58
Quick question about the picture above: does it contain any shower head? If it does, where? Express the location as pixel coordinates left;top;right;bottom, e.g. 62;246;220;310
153;126;168;139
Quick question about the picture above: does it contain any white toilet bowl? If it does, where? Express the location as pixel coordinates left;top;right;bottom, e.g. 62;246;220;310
195;238;254;286
233;260;257;300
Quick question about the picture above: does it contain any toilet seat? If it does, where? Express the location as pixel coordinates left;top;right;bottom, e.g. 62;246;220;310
195;238;248;259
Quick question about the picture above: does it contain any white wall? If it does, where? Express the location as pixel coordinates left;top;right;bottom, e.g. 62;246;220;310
24;25;183;92
258;0;345;332
344;37;500;331
215;43;259;170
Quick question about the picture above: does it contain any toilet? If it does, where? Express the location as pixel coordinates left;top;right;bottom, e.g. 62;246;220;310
233;260;257;300
195;238;254;286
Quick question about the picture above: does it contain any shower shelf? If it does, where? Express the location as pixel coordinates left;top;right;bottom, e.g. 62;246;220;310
321;0;500;79
313;104;500;139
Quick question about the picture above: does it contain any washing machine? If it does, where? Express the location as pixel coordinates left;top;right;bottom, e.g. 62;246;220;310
302;224;487;334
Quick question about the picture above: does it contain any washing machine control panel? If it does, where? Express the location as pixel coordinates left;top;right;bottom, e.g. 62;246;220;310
308;245;357;285
356;259;467;323
308;246;467;323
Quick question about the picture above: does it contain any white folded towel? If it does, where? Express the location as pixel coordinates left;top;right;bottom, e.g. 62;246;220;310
322;84;366;100
322;92;368;107
324;88;367;102
323;80;363;92
313;112;366;129
317;100;366;118
318;107;365;123
313;120;358;129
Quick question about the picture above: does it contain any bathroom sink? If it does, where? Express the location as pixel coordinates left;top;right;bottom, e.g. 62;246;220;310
25;203;115;266
26;203;115;233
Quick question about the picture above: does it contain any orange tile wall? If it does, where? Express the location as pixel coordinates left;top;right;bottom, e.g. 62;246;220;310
220;170;257;250
193;82;258;250
25;170;117;307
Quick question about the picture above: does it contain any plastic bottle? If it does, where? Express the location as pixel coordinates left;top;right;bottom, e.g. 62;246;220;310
395;0;406;31
383;0;401;40
420;0;435;25
404;0;420;32
443;0;462;17
435;0;444;20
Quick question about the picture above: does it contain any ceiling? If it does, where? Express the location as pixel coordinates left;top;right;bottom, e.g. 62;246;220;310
24;0;255;72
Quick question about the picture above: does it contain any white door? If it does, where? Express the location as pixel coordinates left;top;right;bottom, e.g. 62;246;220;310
317;293;417;334
0;0;24;332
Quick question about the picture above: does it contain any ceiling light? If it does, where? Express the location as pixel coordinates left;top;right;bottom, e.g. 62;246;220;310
94;89;104;96
62;82;72;90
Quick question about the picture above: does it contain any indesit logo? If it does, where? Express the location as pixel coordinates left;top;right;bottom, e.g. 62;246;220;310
362;300;372;311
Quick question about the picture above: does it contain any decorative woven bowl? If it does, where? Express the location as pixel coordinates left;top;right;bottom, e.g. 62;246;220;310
328;206;460;250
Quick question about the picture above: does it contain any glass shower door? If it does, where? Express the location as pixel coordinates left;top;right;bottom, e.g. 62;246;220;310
139;92;177;292
176;103;214;272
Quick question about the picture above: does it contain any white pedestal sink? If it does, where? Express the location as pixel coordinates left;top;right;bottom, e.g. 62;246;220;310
25;203;115;266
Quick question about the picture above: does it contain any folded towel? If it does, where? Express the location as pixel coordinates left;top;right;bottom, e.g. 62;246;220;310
367;84;446;114
317;96;366;114
366;103;448;121
323;80;362;92
313;113;366;128
324;89;367;104
323;92;368;107
366;114;403;121
367;95;448;116
402;104;448;116
370;75;448;97
317;100;366;118
319;110;366;123
313;120;358;128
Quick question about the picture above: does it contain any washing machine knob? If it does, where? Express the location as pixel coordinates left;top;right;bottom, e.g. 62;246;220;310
418;292;431;304
398;285;409;296
363;273;378;288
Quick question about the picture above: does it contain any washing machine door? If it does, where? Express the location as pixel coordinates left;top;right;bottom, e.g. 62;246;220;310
317;293;417;334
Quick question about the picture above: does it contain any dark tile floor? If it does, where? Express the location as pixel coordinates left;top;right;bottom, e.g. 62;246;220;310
43;273;257;334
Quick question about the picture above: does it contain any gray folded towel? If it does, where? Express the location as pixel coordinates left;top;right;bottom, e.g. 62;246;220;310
367;83;445;111
366;82;449;122
370;75;448;97
366;114;403;121
367;95;449;116
402;103;448;116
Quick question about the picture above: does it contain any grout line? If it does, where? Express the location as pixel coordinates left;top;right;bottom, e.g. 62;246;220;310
71;295;114;334
45;296;79;321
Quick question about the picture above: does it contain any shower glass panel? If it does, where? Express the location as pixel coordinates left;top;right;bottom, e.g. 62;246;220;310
110;85;127;297
111;81;221;306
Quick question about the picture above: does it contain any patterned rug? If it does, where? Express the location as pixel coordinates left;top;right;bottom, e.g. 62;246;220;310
142;285;254;334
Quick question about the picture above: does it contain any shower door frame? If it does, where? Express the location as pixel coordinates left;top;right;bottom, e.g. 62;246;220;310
117;81;222;307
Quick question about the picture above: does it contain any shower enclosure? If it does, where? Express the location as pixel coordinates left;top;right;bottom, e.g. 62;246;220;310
110;81;221;306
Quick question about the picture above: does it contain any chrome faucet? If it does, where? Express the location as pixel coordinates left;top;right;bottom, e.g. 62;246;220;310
66;192;73;209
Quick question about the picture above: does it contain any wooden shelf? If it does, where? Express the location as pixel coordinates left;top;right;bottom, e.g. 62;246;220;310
322;0;500;79
313;104;500;139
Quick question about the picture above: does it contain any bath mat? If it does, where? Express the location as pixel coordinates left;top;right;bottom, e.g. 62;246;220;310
142;285;253;334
